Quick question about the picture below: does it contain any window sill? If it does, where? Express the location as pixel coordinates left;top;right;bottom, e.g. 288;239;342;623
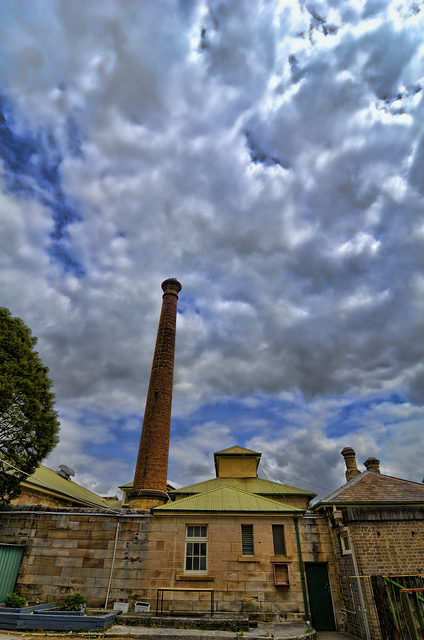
176;575;214;581
238;556;259;562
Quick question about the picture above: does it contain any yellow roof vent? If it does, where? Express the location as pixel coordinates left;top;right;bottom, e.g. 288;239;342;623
214;446;261;479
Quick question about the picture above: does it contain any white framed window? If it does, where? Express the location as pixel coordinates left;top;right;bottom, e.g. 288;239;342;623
241;524;254;556
185;525;208;573
340;533;351;555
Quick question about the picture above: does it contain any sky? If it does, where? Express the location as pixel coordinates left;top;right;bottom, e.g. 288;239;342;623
1;0;424;501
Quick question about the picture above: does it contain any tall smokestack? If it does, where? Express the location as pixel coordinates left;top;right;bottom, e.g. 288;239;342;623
341;447;361;482
129;278;182;509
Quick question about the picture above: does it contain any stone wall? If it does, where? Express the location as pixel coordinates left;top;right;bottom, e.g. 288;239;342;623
141;512;339;618
12;487;77;508
0;506;151;608
0;506;338;621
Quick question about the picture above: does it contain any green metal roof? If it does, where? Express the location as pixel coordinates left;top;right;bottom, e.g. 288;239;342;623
154;485;302;513
23;465;118;509
170;476;315;497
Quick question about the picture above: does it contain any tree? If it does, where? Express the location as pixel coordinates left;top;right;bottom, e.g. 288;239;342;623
0;307;59;505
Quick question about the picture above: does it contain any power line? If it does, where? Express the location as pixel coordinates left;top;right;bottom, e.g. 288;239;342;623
259;461;334;493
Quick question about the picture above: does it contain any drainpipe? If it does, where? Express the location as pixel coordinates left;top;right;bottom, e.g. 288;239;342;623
294;514;310;622
104;521;120;610
345;525;371;640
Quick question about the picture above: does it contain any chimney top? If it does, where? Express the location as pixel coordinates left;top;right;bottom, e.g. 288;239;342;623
341;447;361;482
364;456;381;474
161;278;182;296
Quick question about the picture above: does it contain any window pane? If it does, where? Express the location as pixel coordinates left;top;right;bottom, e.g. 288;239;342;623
187;543;193;555
194;526;200;537
200;557;206;570
241;524;254;556
193;556;199;570
200;543;206;555
272;525;286;556
186;556;192;570
200;526;207;537
187;526;194;537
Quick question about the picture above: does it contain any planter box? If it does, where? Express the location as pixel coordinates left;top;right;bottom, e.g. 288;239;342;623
0;603;55;614
134;601;150;613
0;610;116;631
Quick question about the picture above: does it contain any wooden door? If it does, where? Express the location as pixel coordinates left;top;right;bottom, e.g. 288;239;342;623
305;562;336;631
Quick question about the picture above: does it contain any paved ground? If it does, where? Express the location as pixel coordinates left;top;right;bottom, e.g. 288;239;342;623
316;633;356;639
105;621;312;638
0;626;358;640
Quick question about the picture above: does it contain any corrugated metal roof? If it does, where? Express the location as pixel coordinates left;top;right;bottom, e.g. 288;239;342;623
154;485;302;513
170;476;315;497
22;465;116;509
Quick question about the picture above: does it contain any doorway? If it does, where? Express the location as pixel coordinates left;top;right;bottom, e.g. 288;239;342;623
0;544;25;602
305;562;336;631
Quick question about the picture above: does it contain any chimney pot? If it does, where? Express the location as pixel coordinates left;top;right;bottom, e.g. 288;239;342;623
364;457;380;474
341;447;361;482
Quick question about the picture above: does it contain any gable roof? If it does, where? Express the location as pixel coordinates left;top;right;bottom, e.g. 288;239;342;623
170;476;315;498
315;470;424;507
153;485;302;513
214;446;261;456
21;465;118;509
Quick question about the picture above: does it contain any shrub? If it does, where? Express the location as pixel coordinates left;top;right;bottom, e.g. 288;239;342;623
61;593;87;611
5;592;27;608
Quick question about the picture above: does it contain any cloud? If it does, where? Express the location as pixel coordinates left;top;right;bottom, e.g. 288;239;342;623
0;0;423;495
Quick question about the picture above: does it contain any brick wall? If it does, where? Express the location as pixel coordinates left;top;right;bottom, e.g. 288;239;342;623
328;506;424;640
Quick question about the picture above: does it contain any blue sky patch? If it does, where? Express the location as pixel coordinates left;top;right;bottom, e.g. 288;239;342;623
0;98;84;275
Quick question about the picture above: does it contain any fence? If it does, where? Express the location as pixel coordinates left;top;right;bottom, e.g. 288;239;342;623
340;574;424;639
371;575;424;640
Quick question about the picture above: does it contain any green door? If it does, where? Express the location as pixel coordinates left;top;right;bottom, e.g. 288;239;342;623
305;562;336;631
0;545;25;602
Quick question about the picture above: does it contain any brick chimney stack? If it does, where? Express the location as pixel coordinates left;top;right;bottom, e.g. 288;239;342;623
364;457;381;474
129;278;182;509
341;447;361;482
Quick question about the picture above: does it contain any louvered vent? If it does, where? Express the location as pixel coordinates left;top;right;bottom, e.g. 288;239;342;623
241;524;254;556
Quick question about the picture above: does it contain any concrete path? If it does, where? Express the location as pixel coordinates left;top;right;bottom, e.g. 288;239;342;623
0;625;358;640
316;632;357;639
105;621;313;639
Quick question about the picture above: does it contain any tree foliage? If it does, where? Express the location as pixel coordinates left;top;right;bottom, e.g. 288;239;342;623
0;307;59;505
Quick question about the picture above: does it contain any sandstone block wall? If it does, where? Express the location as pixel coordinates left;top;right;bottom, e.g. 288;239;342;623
0;506;338;621
141;512;338;618
0;507;152;608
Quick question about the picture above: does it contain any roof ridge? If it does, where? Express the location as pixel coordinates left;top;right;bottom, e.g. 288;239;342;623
154;484;302;512
170;476;315;495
